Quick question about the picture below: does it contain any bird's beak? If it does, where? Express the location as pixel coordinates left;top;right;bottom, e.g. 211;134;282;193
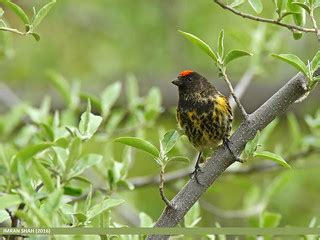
171;78;181;86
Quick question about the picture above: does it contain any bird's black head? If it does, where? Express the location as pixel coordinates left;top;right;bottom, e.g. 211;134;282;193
172;70;215;96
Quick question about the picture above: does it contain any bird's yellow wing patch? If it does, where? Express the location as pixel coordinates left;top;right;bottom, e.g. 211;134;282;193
215;95;230;114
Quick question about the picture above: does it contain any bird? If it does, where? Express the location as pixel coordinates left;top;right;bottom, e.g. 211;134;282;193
172;70;238;184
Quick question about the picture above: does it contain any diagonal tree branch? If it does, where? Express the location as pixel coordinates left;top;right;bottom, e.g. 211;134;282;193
213;0;317;35
147;69;319;240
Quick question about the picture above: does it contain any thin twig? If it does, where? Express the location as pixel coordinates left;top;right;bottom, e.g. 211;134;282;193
128;147;319;188
229;69;255;110
0;27;26;36
220;68;248;119
200;199;265;219
213;0;316;34
309;9;320;41
159;166;173;208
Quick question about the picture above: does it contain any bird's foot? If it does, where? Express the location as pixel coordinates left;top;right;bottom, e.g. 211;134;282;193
223;138;245;163
190;165;205;186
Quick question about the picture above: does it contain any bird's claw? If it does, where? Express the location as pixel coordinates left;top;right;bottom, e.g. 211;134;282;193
190;166;205;186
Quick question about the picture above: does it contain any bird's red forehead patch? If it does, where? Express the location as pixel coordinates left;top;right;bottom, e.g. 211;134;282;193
179;70;193;77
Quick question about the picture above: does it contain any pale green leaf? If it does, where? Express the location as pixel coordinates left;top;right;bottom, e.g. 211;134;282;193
2;1;30;24
46;70;71;107
114;137;159;157
79;100;103;139
248;0;263;14
178;30;217;64
69;154;102;178
290;2;311;13
168;156;190;164
139;212;153;227
217;29;224;58
287;0;306;26
259;211;282;227
32;0;56;28
101;82;122;118
271;53;308;76
0;194;21;209
0;7;4;17
87;198;124;220
243;131;260;158
311;51;320;72
184;201;201;227
33;160;55;192
161;130;179;154
253;151;291;169
229;0;245;8
65;137;82;171
224;49;252;65
0;209;10;223
41;188;63;218
14;142;54;162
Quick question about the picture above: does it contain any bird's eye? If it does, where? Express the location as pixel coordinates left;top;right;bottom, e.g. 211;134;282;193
188;77;192;82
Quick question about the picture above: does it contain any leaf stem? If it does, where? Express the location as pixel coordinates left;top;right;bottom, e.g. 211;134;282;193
159;166;173;208
220;68;248;120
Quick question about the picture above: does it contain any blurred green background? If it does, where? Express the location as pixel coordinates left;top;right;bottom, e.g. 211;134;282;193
1;0;320;231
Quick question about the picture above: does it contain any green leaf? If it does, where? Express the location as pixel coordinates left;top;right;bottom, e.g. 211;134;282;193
114;137;159;157
63;186;82;196
0;194;21;209
79;92;102;112
0;7;4;17
184;201;201;227
87;198;124;220
274;0;287;13
65;137;82;171
15;142;54;162
178;30;218;64
41;188;63;218
229;0;245;8
290;2;311;13
253;151;291;169
243;131;260;158
161;130;179;154
311;51;320;72
314;76;320;82
79;100;103;139
259;118;279;145
33;160;55;192
32;0;56;29
0;209;10;223
168;156;190;164
69;154;102;178
259;211;282;227
217;29;224;58
126;73;139;109
105;109;125;136
292;30;303;40
287;0;306;26
271;53;308;76
2;1;30;24
287;113;302;152
248;0;263;14
30;32;40;41
139;212;153;227
46;70;71;107
145;87;162;120
224;49;252;65
100;82;122;118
